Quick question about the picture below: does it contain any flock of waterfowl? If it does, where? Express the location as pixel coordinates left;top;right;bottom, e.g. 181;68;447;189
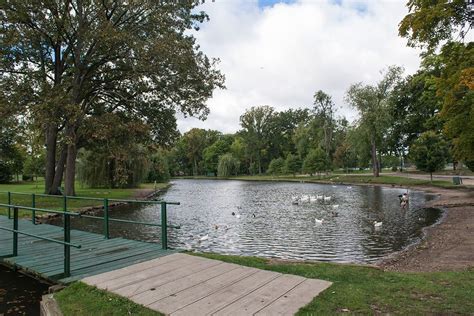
191;186;401;246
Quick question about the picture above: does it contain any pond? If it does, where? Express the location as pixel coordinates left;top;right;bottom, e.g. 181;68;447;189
55;179;442;264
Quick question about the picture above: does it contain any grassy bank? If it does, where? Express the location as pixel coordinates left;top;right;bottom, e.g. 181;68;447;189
55;282;160;316
193;253;474;315
54;254;474;315
174;173;460;189
0;180;169;217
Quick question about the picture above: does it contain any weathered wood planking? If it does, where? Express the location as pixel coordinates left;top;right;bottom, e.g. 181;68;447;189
0;215;176;283
83;253;333;316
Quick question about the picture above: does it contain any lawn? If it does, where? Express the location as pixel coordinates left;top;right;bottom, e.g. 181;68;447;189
55;282;161;316
193;253;474;315
175;173;458;189
0;179;169;218
54;253;474;315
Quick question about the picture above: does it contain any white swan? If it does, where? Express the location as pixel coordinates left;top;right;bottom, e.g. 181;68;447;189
315;218;324;224
332;205;339;209
316;195;323;200
373;221;382;228
323;196;332;202
199;235;209;241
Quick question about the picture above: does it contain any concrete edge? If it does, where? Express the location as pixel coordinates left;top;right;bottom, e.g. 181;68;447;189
40;294;63;316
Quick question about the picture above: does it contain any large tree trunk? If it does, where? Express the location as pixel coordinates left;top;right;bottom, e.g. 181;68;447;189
50;146;67;194
371;138;379;177
64;126;77;196
44;125;58;194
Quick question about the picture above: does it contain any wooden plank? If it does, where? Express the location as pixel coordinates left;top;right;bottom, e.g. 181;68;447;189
58;250;178;283
255;278;332;316
94;254;206;291
131;262;240;307
148;266;258;314
113;257;223;297
213;274;306;316
82;253;189;286
171;269;279;316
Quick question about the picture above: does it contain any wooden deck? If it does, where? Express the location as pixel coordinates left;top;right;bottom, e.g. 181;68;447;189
83;253;332;315
0;215;176;283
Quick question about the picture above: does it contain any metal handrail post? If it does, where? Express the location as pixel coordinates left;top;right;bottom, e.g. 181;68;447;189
31;194;36;224
62;195;67;230
13;207;18;256
8;192;11;219
104;198;109;239
161;202;168;250
64;210;71;277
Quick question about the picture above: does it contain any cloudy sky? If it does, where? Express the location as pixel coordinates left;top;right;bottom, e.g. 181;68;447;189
176;0;422;133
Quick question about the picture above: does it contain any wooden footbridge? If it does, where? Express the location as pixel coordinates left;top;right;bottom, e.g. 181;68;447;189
0;191;332;315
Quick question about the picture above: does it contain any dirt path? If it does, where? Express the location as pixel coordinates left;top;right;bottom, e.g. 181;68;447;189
380;187;474;272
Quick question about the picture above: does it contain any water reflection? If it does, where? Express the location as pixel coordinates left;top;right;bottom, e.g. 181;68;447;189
51;180;441;263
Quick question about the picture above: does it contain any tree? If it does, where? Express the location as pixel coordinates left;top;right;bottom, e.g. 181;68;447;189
181;129;220;176
0;1;224;195
240;106;275;174
333;141;358;173
399;0;471;51
303;148;328;177
202;135;233;175
399;0;474;166
0;119;24;183
284;153;301;177
345;66;403;177
267;158;285;175
313;90;336;160
409;131;449;181
217;153;240;177
147;151;171;183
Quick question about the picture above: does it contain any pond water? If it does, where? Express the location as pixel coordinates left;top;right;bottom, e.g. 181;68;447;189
0;265;50;315
55;179;442;264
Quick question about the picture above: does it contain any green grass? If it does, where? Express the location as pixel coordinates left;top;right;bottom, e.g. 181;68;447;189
55;254;474;315
191;253;474;315
0;179;169;217
55;282;161;316
174;174;459;189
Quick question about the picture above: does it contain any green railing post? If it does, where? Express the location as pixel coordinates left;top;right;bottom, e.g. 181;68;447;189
13;207;18;256
161;202;168;250
8;192;11;219
62;195;67;230
31;193;36;225
64;210;71;277
104;198;109;239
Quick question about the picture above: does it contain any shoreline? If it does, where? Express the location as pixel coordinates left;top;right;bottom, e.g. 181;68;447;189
174;176;474;272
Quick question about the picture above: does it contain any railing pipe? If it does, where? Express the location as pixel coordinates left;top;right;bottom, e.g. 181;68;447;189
13;207;18;256
161;202;168;250
7;192;11;219
31;194;36;225
104;198;109;239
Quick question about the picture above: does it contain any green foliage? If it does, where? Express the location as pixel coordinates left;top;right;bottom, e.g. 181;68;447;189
409;131;450;180
0;1;225;195
217;153;240;177
284;153;301;176
23;153;45;181
180;128;221;176
267;157;285;175
240;106;275;174
399;0;471;50
202;135;234;174
303;148;329;176
0;120;25;183
147;151;171;183
333;141;358;171
345;66;403;176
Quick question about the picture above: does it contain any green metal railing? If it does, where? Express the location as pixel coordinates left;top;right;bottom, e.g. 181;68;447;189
0;204;81;278
1;191;180;249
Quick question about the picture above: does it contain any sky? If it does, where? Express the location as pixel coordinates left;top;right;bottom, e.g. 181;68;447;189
176;0;422;133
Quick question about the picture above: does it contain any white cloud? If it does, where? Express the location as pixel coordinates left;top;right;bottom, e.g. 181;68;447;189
177;0;422;133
